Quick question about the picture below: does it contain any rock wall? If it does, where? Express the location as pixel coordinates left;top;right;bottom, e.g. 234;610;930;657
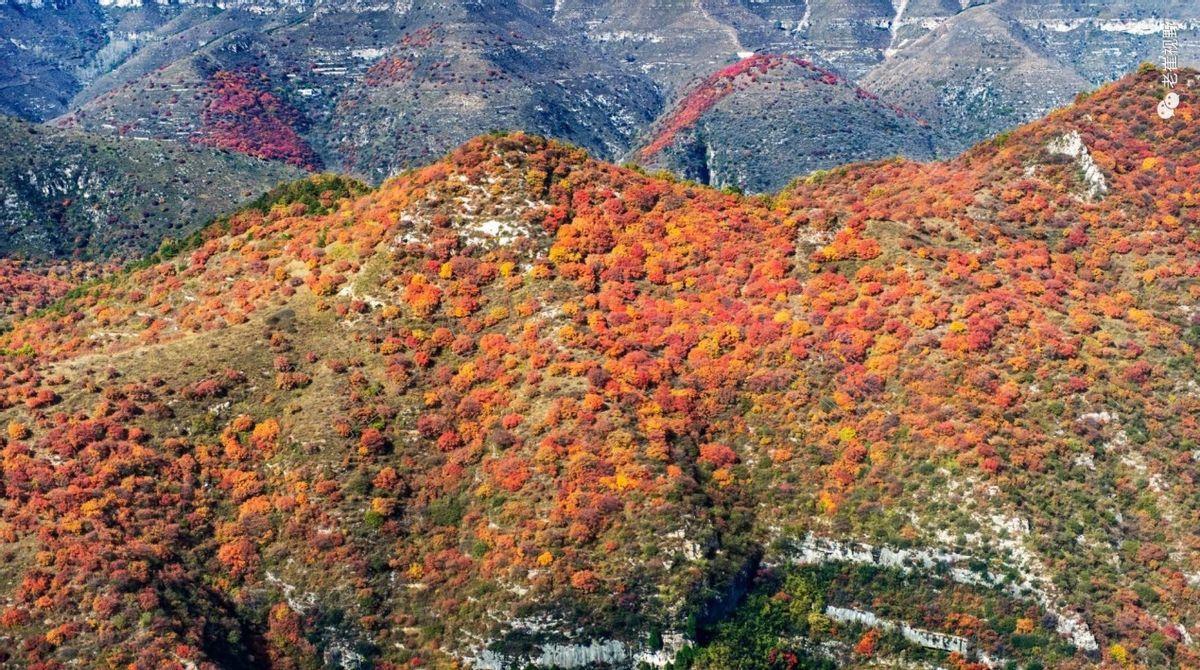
466;633;687;670
824;605;973;657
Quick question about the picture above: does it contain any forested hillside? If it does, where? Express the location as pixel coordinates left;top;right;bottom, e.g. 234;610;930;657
0;67;1197;670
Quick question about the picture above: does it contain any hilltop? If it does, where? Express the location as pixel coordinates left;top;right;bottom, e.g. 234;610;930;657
0;67;1198;670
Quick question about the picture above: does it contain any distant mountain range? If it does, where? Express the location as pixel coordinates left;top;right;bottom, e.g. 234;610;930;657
3;0;1197;191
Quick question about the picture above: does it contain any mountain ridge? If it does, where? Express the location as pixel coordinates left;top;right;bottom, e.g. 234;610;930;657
631;53;939;192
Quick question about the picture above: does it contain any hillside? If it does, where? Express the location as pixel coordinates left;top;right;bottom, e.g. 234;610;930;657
0;259;107;329
0;116;303;260
861;3;1092;157
0;67;1198;670
0;0;108;121
631;54;938;192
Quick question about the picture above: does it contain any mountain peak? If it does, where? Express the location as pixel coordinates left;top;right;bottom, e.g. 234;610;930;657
631;54;937;192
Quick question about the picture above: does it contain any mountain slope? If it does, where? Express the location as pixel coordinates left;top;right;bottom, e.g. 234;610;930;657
0;259;105;328
0;0;108;121
861;0;1200;155
861;3;1093;156
0;115;303;260
326;14;662;182
0;68;1199;669
631;54;938;192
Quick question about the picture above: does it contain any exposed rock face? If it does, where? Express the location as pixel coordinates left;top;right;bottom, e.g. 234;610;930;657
1046;129;1108;199
468;634;686;670
552;0;930;86
824;606;972;657
783;532;1101;654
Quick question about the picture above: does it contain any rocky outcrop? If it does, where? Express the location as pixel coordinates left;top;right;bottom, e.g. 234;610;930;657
463;615;688;670
467;636;687;670
824;606;972;657
1047;130;1108;199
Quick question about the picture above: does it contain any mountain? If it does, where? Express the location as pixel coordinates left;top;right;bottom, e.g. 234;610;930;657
4;0;1196;191
0;115;303;260
322;8;662;182
862;3;1087;156
0;66;1198;669
631;53;938;192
